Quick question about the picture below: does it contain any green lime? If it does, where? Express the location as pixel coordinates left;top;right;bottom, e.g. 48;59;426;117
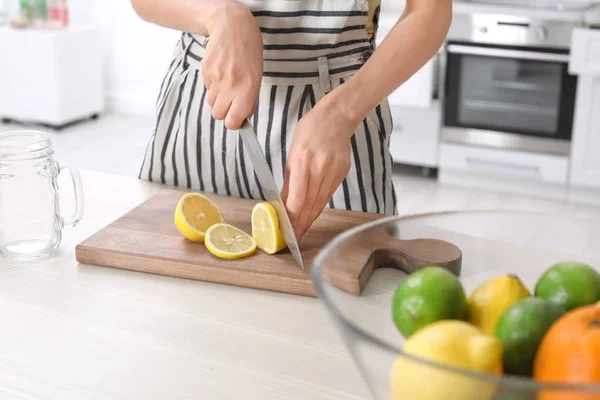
495;297;565;376
534;262;600;311
392;266;468;338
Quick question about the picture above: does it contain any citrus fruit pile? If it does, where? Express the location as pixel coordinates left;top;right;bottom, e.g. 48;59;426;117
389;263;600;400
173;192;287;259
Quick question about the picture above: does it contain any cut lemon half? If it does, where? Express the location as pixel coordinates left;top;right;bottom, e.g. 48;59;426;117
251;202;287;255
205;223;257;259
174;193;225;243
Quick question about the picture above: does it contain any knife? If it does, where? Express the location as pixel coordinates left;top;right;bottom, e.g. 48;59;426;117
238;119;304;269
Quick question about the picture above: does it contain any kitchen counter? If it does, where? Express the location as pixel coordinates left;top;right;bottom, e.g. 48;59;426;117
0;169;369;400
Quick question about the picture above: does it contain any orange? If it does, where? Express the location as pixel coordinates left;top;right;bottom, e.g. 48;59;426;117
534;304;600;400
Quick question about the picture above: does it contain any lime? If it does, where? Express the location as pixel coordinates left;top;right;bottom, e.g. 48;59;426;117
535;262;600;311
392;266;468;338
495;297;565;376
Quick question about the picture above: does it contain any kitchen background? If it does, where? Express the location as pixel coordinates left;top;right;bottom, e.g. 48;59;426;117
1;0;600;217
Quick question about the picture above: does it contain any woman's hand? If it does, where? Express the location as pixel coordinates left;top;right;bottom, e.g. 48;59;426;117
203;2;263;130
281;94;360;241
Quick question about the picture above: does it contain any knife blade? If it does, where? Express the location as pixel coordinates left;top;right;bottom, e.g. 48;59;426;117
238;119;304;269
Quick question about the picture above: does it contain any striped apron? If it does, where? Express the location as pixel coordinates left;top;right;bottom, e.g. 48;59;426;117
139;0;397;215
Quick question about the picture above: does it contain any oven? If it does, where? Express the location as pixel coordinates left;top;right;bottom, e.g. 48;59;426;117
441;14;581;156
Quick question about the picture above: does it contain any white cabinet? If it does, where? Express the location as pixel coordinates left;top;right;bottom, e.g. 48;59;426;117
376;13;436;109
440;143;570;185
389;101;441;168
376;9;441;167
569;76;600;189
0;26;105;127
569;28;600;76
385;59;435;109
568;28;600;190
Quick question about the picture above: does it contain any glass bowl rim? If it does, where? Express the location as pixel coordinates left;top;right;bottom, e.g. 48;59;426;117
311;209;600;392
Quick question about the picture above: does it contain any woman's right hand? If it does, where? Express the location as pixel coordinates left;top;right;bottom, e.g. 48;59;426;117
203;2;263;130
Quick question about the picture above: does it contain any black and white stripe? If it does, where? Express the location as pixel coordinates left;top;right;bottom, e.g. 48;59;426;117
139;0;397;215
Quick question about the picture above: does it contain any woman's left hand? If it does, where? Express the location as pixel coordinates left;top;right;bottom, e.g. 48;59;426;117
281;95;359;241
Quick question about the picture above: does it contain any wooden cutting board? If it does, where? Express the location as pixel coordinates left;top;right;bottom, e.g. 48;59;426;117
75;189;387;297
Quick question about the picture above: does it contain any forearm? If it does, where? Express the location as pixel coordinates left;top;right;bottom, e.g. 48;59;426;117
130;0;242;35
332;0;452;124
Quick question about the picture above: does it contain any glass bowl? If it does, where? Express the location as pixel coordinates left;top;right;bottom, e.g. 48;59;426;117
312;210;600;400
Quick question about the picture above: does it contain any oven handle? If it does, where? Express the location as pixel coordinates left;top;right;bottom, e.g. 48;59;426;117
446;44;569;63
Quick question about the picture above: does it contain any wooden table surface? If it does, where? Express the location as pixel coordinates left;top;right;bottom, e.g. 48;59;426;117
0;170;370;400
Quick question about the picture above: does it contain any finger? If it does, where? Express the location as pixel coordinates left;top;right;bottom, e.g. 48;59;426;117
250;96;259;118
211;93;233;121
301;156;348;239
201;61;212;90
304;169;342;237
225;96;254;130
285;158;309;237
246;92;260;119
297;176;329;241
206;84;219;108
294;165;323;240
280;165;291;204
203;75;212;91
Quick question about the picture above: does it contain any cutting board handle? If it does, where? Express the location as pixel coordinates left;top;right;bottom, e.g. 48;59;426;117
320;224;462;295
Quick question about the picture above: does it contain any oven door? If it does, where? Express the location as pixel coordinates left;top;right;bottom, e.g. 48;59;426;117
442;42;577;155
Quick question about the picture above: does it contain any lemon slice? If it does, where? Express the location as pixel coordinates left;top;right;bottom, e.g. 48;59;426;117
251;202;287;255
174;193;225;243
205;223;257;259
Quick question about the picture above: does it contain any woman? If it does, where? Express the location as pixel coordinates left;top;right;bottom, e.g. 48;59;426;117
132;0;452;241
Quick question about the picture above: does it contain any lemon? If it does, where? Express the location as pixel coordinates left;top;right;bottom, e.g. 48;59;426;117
251;202;287;254
390;320;503;400
205;223;257;260
174;193;224;242
468;274;531;335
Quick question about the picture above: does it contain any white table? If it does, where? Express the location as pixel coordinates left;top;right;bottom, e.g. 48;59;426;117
0;170;369;400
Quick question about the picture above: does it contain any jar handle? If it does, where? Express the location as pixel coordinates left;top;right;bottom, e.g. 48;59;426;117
59;163;84;227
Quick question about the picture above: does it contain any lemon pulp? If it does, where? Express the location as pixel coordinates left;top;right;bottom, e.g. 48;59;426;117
205;223;257;259
252;202;287;255
174;193;225;243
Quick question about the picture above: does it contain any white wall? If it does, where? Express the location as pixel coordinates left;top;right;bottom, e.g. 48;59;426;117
71;0;181;116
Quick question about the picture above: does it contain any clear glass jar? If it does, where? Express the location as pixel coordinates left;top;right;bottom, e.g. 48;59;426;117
0;130;83;261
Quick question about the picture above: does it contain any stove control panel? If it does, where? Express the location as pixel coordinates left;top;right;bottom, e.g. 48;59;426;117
447;13;581;49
